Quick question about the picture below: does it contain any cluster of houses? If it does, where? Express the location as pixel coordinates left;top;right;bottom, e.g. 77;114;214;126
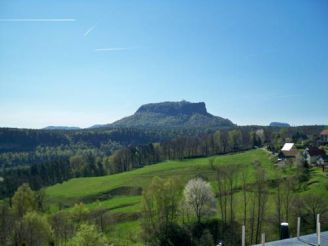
278;130;328;171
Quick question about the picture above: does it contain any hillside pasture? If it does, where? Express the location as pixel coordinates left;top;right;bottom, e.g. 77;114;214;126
45;149;328;244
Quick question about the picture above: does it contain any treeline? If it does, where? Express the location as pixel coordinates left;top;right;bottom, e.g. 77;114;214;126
0;127;218;169
105;125;324;174
0;142;121;168
0;125;324;198
0;151;107;198
106;128;257;173
0;125;323;168
0;126;217;154
0;127;254;198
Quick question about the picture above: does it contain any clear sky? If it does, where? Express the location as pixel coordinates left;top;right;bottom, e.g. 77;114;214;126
0;0;327;128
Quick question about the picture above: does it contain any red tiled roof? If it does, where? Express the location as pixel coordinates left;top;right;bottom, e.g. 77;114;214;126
321;129;328;135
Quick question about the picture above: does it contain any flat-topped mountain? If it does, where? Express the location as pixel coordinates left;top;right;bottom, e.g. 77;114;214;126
136;101;208;116
43;126;81;130
108;101;234;128
269;122;290;127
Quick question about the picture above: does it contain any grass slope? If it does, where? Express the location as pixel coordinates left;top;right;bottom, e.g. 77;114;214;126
46;149;271;205
45;149;328;244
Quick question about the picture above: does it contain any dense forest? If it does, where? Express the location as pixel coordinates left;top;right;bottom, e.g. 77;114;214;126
0;153;326;246
0;125;324;198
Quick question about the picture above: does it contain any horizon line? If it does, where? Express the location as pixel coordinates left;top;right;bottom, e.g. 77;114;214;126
0;122;326;130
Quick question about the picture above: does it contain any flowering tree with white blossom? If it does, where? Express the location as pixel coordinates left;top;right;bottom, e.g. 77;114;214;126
183;177;216;223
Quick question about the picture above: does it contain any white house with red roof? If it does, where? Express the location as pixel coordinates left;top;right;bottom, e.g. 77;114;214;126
320;129;328;144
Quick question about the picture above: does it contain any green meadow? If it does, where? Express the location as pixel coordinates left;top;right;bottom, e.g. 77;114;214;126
44;149;328;244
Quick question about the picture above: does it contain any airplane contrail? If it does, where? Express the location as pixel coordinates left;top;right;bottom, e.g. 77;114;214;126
0;18;76;22
83;25;96;37
94;48;130;52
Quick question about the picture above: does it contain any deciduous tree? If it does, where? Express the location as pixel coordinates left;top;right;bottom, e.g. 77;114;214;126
68;223;108;246
12;183;36;218
142;176;182;245
183;178;216;224
16;211;53;246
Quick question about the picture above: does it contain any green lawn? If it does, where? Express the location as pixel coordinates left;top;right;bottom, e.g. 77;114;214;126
44;149;328;244
46;149;272;203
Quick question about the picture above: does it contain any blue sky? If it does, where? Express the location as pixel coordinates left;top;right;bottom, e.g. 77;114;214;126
0;0;327;128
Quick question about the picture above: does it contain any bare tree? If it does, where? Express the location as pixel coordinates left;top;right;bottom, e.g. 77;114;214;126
51;210;75;245
213;130;223;154
253;163;268;244
35;188;47;212
282;177;297;223
216;165;240;225
0;203;15;245
241;165;249;227
226;165;239;224
275;178;283;234
303;193;328;229
91;207;110;233
216;166;229;225
249;191;257;244
275;175;298;235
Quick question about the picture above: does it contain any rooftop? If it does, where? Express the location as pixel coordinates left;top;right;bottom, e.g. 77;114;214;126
306;146;326;156
281;143;295;151
254;231;328;246
321;130;328;136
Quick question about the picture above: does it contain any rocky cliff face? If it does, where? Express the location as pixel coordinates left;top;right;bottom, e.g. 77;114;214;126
109;101;235;128
269;122;290;127
136;101;208;116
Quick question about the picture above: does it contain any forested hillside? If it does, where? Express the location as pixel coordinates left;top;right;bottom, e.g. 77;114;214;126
0;124;324;198
0;114;326;245
1;149;328;245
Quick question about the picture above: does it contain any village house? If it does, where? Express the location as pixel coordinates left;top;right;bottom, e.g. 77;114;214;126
280;143;298;158
320;129;328;144
317;155;328;165
317;155;328;171
303;146;326;165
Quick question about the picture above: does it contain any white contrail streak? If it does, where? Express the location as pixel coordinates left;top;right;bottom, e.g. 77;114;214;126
83;25;96;37
94;48;129;52
0;18;76;22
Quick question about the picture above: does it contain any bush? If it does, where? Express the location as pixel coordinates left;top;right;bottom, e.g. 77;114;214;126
68;223;108;246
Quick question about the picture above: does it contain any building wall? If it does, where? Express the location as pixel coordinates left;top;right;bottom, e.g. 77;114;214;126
309;155;320;164
321;135;328;143
282;148;298;157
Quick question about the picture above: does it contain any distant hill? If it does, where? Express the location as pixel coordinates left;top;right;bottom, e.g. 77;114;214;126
100;101;235;128
269;122;290;127
43;126;81;130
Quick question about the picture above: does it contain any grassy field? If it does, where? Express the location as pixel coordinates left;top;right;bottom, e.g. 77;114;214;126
44;149;328;244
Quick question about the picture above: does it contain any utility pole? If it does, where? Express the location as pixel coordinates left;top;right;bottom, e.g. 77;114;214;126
261;233;265;246
297;217;301;239
242;225;245;246
317;214;320;246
